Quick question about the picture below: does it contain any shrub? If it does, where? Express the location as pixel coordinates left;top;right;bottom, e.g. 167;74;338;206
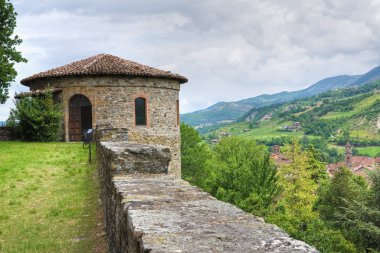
7;92;62;141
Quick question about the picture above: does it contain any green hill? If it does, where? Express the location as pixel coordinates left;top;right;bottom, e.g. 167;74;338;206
205;82;380;154
182;66;380;126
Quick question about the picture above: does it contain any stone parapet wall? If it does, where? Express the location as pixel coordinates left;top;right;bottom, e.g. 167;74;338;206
0;127;15;141
97;140;318;253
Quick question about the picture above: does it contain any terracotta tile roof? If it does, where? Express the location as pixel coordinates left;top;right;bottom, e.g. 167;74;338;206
327;156;380;178
21;54;188;85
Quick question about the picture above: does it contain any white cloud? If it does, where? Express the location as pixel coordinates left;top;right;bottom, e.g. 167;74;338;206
1;0;380;120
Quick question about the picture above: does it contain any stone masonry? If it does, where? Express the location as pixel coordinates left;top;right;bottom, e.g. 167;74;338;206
97;139;318;253
20;54;186;176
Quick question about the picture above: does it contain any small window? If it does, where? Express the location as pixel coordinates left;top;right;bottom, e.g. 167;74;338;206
135;97;147;126
176;100;180;126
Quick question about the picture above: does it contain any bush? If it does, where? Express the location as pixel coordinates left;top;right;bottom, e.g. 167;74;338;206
7;92;63;141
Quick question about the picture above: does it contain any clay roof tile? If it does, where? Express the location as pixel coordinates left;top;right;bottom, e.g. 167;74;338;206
21;54;188;85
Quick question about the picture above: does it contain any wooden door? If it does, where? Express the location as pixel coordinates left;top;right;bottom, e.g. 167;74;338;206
69;106;82;141
68;94;92;142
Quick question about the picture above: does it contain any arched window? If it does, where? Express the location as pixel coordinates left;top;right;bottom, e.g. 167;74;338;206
135;97;147;126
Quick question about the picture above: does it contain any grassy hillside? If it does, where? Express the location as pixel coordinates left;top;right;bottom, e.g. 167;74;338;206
182;66;380;126
204;82;380;156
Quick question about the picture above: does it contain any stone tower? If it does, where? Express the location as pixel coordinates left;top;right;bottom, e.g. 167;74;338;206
20;54;188;176
345;142;353;168
272;145;280;155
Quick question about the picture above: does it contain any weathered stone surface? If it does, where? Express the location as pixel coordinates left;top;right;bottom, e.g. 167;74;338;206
101;141;171;174
95;124;129;142
113;175;318;253
98;141;318;253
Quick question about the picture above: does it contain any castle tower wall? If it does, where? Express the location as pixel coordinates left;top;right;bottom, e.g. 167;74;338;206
345;142;353;168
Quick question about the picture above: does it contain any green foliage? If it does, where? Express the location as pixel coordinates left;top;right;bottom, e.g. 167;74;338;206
338;169;380;251
180;123;214;191
267;140;357;252
335;199;380;251
0;0;27;103
212;136;281;216
271;140;319;223
317;167;368;222
370;170;380;210
181;126;281;216
316;167;380;251
305;145;328;183
7;93;63;141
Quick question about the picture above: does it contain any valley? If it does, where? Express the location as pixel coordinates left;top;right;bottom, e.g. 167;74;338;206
182;65;380;127
201;82;380;159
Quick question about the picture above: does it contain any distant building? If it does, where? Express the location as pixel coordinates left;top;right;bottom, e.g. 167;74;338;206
211;139;219;144
261;113;272;121
293;122;301;129
282;122;301;131
327;142;380;179
219;132;230;138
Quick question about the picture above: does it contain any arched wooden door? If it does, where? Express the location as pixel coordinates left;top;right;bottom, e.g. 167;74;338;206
69;94;92;141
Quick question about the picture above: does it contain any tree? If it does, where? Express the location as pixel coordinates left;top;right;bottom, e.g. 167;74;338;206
267;140;357;252
370;169;380;210
326;170;380;252
7;92;63;141
180;123;214;191
212;136;281;216
335;199;380;251
305;145;328;183
317;167;368;222
270;140;319;230
0;0;27;103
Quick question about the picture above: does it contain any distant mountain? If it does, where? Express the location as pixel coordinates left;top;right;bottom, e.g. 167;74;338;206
181;66;380;126
232;82;380;144
349;66;380;86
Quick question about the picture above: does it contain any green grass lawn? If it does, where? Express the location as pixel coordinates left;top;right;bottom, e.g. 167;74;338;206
0;142;106;253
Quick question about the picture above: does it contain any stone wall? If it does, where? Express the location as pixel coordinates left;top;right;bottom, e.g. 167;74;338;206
28;76;182;176
97;140;318;253
0;127;15;141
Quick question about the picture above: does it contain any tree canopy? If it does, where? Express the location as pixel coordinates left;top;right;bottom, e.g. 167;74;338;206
0;0;27;103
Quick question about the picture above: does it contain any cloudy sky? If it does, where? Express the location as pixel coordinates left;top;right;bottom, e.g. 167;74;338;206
1;0;380;120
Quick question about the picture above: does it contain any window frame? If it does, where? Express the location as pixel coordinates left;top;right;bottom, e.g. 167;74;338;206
134;96;148;126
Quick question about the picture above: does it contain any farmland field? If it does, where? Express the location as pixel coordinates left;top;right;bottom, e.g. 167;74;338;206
329;144;380;157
